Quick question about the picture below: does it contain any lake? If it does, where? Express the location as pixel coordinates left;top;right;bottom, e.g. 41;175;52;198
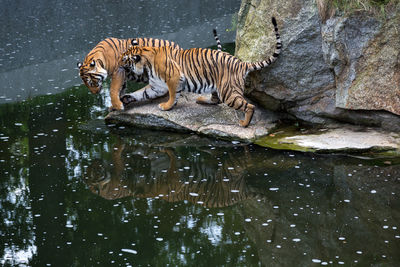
1;0;400;266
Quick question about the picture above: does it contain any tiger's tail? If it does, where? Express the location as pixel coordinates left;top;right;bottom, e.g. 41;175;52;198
213;29;222;52
246;17;282;72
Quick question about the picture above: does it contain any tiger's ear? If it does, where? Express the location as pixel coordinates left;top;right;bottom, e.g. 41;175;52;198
131;39;139;46
77;62;82;68
133;55;141;63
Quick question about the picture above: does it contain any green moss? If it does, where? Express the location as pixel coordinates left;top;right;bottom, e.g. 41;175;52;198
226;13;238;32
255;132;400;157
255;135;316;152
254;125;317;152
333;0;393;15
363;150;400;160
254;124;400;159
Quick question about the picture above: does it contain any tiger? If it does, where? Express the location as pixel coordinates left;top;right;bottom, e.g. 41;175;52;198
86;144;267;208
119;17;281;127
77;31;224;111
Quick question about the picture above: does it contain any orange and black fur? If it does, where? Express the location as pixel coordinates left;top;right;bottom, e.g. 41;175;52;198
120;17;281;127
77;32;224;111
77;38;180;110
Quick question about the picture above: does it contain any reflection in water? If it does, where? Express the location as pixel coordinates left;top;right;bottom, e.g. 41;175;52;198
81;134;279;265
2;98;400;265
79;133;400;266
1;0;400;265
0;157;36;265
85;142;268;207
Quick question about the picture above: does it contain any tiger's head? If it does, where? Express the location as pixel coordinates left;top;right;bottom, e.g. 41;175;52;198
77;58;108;94
120;39;151;76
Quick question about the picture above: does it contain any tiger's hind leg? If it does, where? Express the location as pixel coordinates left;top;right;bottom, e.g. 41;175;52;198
225;92;254;127
196;91;221;105
240;103;254;127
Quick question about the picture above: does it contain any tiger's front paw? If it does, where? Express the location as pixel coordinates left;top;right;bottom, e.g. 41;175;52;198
120;95;135;108
109;103;123;112
158;102;173;111
239;120;249;128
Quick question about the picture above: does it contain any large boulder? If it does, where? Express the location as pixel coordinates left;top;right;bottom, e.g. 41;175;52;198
235;0;400;131
236;0;335;118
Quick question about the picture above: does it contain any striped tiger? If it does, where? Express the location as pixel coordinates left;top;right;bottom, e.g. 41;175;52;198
120;17;281;127
77;32;224;111
86;146;267;208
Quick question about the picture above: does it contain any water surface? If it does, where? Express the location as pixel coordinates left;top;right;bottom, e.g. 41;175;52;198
0;0;239;104
1;1;400;266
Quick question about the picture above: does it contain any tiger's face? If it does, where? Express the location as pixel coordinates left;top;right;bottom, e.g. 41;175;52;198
77;59;108;94
120;47;146;76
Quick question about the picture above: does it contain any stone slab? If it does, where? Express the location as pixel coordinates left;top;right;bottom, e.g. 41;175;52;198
256;126;400;154
105;93;278;142
105;93;400;156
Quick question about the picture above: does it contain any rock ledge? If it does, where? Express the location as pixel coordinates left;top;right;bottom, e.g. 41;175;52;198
105;93;400;156
256;126;400;155
105;93;278;142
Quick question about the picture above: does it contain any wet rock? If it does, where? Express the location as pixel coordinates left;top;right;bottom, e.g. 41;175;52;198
256;126;400;154
235;0;400;131
105;93;279;142
106;97;400;155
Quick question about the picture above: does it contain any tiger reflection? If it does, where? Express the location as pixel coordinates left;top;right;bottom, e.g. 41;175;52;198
85;143;265;208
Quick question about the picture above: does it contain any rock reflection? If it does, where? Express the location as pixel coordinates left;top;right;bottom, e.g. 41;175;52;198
85;141;267;208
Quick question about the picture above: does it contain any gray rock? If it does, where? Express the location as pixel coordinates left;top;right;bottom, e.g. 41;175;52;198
282;128;400;153
236;0;335;114
322;12;400;115
105;1;400;153
105;93;279;142
235;0;400;130
255;125;400;154
105;93;400;155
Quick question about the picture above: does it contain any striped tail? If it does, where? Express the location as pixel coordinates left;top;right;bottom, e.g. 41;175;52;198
213;29;222;52
247;17;282;72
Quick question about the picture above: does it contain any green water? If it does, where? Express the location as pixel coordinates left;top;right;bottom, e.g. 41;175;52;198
1;0;400;265
1;85;400;266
